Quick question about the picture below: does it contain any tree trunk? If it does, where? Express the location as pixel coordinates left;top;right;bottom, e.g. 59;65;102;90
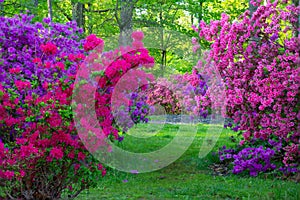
72;1;85;32
87;3;93;34
249;0;258;17
47;0;53;21
293;0;300;37
198;1;203;24
34;0;38;7
117;0;135;46
159;11;166;77
0;2;3;16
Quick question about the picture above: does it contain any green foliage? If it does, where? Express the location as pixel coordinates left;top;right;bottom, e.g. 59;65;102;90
0;0;248;76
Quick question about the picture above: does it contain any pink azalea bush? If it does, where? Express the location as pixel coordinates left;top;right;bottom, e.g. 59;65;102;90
146;78;182;114
193;0;300;175
145;69;210;117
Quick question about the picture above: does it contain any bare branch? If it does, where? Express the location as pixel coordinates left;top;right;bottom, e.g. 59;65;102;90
85;8;112;13
115;0;120;25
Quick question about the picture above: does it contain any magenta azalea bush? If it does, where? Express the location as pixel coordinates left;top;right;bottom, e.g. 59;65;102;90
193;0;300;175
92;31;155;138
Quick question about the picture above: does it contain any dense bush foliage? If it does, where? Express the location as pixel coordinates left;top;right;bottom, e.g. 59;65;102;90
0;14;109;199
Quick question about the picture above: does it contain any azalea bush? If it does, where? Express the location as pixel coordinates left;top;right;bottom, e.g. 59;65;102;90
217;145;277;176
193;0;300;175
146;78;182;114
145;69;210;117
0;14;112;199
91;31;155;138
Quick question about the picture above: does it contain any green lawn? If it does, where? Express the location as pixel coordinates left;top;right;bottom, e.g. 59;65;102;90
75;123;300;200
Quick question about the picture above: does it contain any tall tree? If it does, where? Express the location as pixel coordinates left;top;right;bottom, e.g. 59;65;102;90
248;0;258;17
292;0;300;37
34;0;38;7
115;0;137;46
72;0;85;31
47;0;53;21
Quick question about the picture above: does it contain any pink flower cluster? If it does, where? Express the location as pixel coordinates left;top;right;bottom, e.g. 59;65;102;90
132;31;145;49
145;68;212;117
83;34;104;52
146;78;182;114
40;42;58;55
14;80;31;91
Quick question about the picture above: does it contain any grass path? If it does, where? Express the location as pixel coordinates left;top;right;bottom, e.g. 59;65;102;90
76;124;300;200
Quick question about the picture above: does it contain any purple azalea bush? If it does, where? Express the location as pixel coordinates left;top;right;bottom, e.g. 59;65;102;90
0;13;84;94
232;146;276;177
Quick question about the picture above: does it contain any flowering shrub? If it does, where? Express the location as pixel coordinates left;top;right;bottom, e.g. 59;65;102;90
0;17;156;200
217;145;236;163
146;79;182;114
145;69;209;117
89;31;155;140
215;137;300;176
0;14;109;199
0;13;156;198
128;92;151;124
194;0;300;173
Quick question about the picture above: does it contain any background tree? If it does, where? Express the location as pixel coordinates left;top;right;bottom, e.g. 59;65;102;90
293;0;300;36
47;0;53;20
115;0;137;46
72;0;85;31
0;0;248;77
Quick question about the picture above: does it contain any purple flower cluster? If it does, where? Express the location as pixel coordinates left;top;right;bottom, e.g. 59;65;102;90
0;13;84;94
194;74;208;96
214;136;300;177
278;165;299;174
224;122;240;132
232;146;276;176
114;91;151;133
129;92;151;124
218;145;236;162
268;139;282;151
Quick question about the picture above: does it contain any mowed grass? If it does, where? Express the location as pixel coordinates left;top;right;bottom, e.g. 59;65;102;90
75;123;300;200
